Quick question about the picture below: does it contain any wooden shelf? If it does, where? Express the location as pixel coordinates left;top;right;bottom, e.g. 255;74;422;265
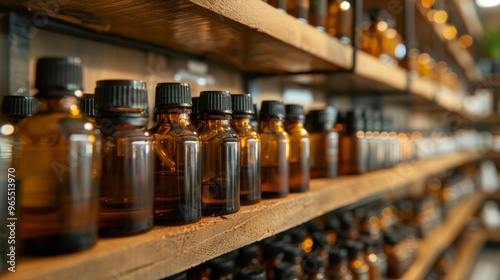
414;2;482;84
486;228;500;242
448;229;487;280
398;191;485;280
0;152;481;280
2;0;352;74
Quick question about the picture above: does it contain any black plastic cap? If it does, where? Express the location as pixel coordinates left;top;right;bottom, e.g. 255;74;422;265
191;97;200;117
325;215;341;231
239;267;266;280
285;104;305;119
199;91;232;114
302;254;324;274
345;110;365;133
274;262;299;280
290;226;308;244
262;239;284;259
328;248;348;265
252;104;258;120
345;240;364;256
80;94;96;117
35;57;83;92
336;111;347;125
260;100;284;118
231;94;254;114
1;96;39;119
238;243;258;263
311;232;328;250
306;107;335;131
209;258;235;276
155;83;191;107
283;244;303;264
94;80;148;110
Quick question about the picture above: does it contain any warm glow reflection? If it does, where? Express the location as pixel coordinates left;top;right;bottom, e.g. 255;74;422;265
386;29;397;39
0;124;15;136
427;10;437;22
422;0;435;8
458;34;473;48
377;21;388;32
418;53;431;65
340;1;351;11
398;133;408;142
433;10;448;24
443;25;457;40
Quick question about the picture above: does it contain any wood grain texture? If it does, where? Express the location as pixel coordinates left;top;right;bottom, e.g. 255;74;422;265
2;0;352;74
355;51;407;92
448;229;487;280
0;152;481;280
398;191;485;280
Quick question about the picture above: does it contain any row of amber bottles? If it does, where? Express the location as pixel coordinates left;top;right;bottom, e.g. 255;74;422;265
264;0;354;44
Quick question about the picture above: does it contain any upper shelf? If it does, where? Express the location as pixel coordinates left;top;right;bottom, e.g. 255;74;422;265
0;152;481;280
414;2;483;84
2;0;352;74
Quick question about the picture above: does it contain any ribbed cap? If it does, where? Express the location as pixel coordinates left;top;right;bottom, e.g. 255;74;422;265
155;83;191;107
239;268;266;280
80;94;96;117
328;248;348;265
283;244;302;264
285;104;304;119
262;239;284;259
1;96;39;119
94;80;148;110
35;57;83;93
231;94;253;114
199;91;232;113
306;107;335;131
260;100;284;118
209;259;235;277
302;254;324;274
274;262;299;280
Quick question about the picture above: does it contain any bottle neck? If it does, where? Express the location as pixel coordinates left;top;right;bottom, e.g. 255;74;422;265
259;116;285;132
155;107;192;124
37;95;81;116
231;115;252;130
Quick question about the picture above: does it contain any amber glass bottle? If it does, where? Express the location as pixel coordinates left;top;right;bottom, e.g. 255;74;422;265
95;79;154;236
150;83;201;225
285;104;310;193
346;240;370;280
238;243;261;272
309;0;327;31
191;97;200;129
283;244;304;276
259;101;290;198
326;0;353;44
0;118;15;273
360;9;385;57
287;0;310;22
326;248;354;280
306;107;338;178
18;57;100;255
338;110;367;175
231;94;261;205
209;258;236;280
198;91;240;215
268;0;287;12
362;237;383;280
262;239;284;279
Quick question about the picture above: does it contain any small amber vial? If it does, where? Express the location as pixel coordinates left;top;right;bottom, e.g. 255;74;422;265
150;83;202;225
326;248;354;280
19;57;101;255
95;80;154;236
306;107;338;178
285;104;310;193
198;91;240;216
259;101;290;198
231;94;261;205
326;0;353;44
287;0;310;22
309;0;327;31
338;110;368;175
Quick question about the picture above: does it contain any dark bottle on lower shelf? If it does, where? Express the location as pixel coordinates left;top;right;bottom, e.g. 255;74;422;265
231;94;261;205
209;258;236;280
302;254;326;279
151;83;202;225
262;239;285;279
259;101;290;198
345;240;370;280
18;57;101;255
198;91;240;216
306;107;338;179
274;262;300;280
283;244;304;276
239;267;266;280
163;271;187;280
95;80;154;236
326;248;353;280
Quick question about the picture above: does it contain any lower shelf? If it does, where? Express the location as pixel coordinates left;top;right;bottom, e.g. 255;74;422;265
0;152;481;280
448;229;488;280
397;191;485;280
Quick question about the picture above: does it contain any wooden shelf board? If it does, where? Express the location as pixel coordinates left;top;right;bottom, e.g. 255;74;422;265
448;229;488;280
354;51;408;92
0;152;481;280
2;0;352;74
398;191;485;280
